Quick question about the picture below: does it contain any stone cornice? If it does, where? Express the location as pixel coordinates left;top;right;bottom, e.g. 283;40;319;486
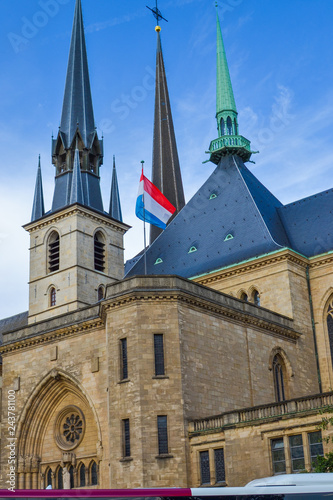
192;249;309;285
0;276;299;355
309;253;333;269
0;305;103;355
103;276;298;341
23;204;130;234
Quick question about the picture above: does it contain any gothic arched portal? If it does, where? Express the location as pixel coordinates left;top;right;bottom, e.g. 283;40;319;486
16;370;102;490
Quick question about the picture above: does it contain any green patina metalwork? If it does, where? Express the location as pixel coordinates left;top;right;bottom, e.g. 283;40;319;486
188;246;197;254
154;258;163;265
216;11;237;124
209;9;256;164
224;234;234;241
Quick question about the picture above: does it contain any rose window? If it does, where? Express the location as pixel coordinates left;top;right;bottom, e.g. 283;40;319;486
55;406;85;451
63;414;83;443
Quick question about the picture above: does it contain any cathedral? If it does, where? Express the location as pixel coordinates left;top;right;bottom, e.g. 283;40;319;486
1;0;333;491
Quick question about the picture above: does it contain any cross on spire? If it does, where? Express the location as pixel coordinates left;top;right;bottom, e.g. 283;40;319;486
146;1;168;26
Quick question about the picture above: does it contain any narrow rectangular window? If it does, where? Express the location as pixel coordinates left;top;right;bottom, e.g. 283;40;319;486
214;448;225;483
289;434;305;472
157;415;168;455
120;338;128;380
308;431;324;468
200;450;210;485
271;438;286;475
154;334;165;376
122;419;131;458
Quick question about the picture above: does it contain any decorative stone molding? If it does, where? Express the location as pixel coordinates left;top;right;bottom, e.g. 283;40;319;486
192;249;309;285
24;205;130;235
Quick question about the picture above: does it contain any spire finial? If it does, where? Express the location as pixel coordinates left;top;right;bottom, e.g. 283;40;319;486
109;156;123;222
31;156;45;222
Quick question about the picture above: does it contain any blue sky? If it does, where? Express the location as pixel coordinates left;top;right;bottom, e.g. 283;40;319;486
1;0;333;318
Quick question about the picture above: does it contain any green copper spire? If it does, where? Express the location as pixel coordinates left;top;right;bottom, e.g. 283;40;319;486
216;10;237;121
207;7;256;164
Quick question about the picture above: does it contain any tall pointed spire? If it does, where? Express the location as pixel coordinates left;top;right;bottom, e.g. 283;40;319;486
208;8;255;164
60;0;95;149
216;10;237;129
31;156;45;222
51;0;104;214
150;27;185;244
109;156;123;222
70;148;84;205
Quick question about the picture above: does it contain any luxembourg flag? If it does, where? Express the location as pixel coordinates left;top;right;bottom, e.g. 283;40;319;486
135;169;176;229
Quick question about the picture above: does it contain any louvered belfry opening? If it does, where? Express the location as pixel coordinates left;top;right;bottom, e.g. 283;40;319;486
48;231;60;273
94;232;105;272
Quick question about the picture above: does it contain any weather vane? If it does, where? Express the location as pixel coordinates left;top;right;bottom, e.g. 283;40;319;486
146;0;168;26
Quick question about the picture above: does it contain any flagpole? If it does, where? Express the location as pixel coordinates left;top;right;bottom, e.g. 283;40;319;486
141;160;148;275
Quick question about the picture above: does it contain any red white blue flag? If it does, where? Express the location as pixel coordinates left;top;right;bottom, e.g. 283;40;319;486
135;169;176;229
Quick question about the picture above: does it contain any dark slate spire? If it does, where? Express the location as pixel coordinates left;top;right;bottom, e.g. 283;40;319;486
51;0;104;214
109;156;123;222
150;27;185;244
60;0;95;149
31;156;45;222
207;8;255;164
70;148;84;204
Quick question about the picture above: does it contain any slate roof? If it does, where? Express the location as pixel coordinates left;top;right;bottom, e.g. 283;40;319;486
0;311;29;348
278;188;333;257
126;155;290;278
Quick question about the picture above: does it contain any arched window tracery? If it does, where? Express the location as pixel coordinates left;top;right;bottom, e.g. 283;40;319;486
48;231;60;273
326;300;333;365
79;463;86;487
226;116;233;135
94;232;105;272
220;118;225;136
273;354;286;402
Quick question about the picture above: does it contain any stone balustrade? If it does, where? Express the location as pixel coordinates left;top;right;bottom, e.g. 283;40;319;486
190;391;333;433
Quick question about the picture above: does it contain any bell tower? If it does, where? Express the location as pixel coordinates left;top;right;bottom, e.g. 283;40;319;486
24;0;129;324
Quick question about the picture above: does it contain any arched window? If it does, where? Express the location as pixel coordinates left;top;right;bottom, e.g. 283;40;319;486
57;466;63;489
46;468;52;489
90;461;98;486
273;354;286;402
79;463;86;487
327;300;333;365
253;290;260;307
220;118;225;136
94;232;105;272
69;465;74;489
227;116;233;135
234;118;238;135
50;287;56;307
48;231;60;273
98;286;104;302
240;292;248;302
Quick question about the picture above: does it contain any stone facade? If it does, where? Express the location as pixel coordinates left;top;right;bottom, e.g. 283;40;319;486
189;393;333;486
1;269;333;489
25;205;129;323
